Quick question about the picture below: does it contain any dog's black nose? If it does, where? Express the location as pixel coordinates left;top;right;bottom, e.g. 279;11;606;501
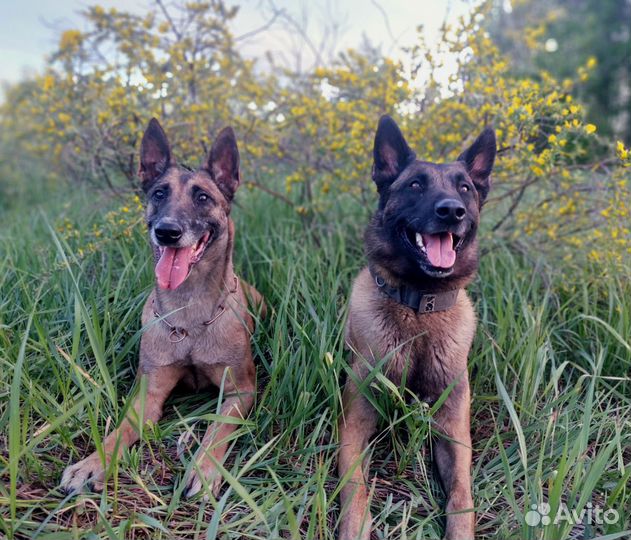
154;223;183;245
434;198;466;222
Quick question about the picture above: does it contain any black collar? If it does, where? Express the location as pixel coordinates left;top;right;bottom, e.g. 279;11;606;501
369;266;460;314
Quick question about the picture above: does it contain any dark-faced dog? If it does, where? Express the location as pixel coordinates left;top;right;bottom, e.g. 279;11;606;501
61;118;266;499
338;115;495;539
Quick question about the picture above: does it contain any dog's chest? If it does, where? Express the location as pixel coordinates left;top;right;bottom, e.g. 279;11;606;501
139;291;247;370
383;309;472;402
347;271;476;404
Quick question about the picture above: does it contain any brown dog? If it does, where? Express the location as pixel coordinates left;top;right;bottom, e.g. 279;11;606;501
60;118;265;499
338;115;495;539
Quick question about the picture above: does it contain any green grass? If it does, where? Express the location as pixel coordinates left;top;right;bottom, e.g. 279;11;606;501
0;187;629;540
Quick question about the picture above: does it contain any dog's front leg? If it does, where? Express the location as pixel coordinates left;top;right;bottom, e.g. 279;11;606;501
183;362;255;499
433;380;475;540
338;378;377;540
60;365;184;494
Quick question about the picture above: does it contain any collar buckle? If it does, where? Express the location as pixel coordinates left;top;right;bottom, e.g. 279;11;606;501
420;294;437;313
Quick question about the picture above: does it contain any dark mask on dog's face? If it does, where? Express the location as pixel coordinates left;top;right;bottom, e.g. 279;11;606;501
367;115;496;281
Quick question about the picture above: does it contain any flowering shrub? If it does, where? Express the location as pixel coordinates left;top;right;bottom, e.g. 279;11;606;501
56;195;144;260
1;1;629;268
400;7;631;267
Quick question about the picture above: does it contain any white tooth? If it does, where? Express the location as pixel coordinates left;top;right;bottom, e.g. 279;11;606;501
415;233;426;253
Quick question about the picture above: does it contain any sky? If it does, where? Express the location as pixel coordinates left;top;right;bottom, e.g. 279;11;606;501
0;0;473;85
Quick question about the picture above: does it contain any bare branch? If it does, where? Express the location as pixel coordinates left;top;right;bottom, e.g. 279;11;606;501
234;9;283;42
155;0;182;41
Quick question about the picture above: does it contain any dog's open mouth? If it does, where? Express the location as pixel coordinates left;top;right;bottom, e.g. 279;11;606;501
403;227;463;273
155;232;211;290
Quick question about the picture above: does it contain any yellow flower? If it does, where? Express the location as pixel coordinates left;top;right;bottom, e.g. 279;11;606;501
324;352;334;366
588;250;601;262
59;29;82;50
42;75;55;91
584;124;597;134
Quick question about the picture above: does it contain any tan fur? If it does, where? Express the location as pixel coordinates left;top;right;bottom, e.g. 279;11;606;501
338;268;476;540
61;153;266;499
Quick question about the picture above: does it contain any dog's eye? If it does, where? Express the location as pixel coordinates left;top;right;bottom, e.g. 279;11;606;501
152;189;166;201
410;180;421;189
197;192;210;203
460;184;471;193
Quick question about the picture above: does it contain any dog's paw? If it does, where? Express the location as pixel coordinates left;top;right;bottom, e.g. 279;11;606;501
443;523;475;540
183;464;222;500
60;454;106;495
444;494;475;540
338;524;372;540
338;508;372;540
443;513;475;540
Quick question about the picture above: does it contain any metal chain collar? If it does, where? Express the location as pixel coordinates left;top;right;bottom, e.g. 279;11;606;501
153;275;239;343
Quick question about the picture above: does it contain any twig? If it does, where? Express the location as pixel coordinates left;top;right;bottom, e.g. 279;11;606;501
155;0;182;41
235;9;282;42
491;175;535;232
245;179;294;207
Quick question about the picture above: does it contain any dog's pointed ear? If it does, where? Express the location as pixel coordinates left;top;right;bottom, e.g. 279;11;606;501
139;118;172;191
372;115;416;193
458;127;496;204
204;126;240;202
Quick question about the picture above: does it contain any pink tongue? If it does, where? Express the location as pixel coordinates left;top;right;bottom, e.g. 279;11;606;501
423;233;456;268
155;247;193;290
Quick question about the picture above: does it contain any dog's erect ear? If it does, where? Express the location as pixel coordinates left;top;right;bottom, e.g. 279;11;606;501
458;127;496;204
139;118;172;191
204;126;240;202
372;115;416;193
